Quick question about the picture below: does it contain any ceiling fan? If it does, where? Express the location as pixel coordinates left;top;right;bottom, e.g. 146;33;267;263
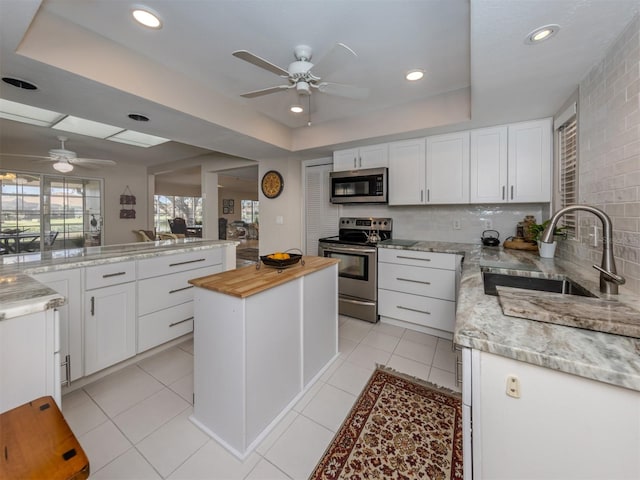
232;43;369;100
7;136;117;173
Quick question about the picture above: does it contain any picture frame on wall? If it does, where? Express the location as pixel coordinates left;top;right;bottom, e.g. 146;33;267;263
223;207;230;214
223;199;229;207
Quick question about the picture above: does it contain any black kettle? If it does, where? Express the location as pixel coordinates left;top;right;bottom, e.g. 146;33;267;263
481;230;500;246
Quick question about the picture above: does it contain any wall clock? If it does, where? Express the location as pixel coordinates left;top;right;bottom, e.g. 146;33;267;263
261;170;284;199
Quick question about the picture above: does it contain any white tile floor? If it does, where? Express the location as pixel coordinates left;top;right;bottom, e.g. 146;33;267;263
62;316;461;479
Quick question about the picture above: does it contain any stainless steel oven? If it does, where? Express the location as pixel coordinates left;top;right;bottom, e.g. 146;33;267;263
318;217;392;323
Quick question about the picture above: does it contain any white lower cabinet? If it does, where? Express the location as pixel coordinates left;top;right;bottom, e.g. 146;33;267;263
84;262;136;376
31;269;83;383
0;309;60;413
463;348;640;479
378;248;460;338
137;253;223;353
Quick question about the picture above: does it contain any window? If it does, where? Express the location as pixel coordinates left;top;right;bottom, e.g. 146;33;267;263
154;195;203;232
556;111;577;237
241;200;259;224
0;171;103;253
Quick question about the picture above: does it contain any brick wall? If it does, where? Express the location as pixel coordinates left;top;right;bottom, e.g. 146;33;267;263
558;14;640;293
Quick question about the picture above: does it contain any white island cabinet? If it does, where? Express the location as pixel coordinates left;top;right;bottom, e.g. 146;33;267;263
189;256;339;459
463;348;640;479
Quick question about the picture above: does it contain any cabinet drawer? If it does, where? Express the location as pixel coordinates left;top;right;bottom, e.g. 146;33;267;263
378;248;456;270
378;289;455;332
85;262;136;290
378;263;456;300
137;249;222;279
138;264;222;315
138;302;193;353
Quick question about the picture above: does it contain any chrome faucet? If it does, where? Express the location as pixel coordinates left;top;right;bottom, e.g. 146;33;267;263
540;205;625;294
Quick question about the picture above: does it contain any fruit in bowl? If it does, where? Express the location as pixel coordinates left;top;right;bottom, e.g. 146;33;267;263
267;252;290;260
260;251;302;268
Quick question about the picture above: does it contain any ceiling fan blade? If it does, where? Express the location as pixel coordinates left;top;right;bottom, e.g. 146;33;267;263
232;50;290;77
1;153;53;160
311;43;357;79
317;82;369;100
240;85;292;98
71;158;117;166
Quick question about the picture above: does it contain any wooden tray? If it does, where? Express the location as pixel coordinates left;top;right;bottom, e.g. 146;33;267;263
503;237;538;251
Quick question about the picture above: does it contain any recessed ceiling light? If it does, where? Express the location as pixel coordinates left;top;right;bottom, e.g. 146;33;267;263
525;24;560;44
405;69;425;81
128;113;149;122
132;7;162;29
2;77;38;90
290;105;304;113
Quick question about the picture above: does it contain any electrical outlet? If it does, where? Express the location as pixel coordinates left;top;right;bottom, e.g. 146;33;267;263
506;375;521;398
453;219;461;230
483;219;492;230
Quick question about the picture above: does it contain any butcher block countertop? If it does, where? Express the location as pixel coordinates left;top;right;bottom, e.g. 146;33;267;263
189;256;339;298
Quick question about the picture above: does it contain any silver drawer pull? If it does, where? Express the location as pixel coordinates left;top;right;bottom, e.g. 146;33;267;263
102;271;126;278
169;285;195;294
397;305;431;315
61;354;71;387
396;277;431;285
397;255;431;262
169;258;205;267
169;316;194;327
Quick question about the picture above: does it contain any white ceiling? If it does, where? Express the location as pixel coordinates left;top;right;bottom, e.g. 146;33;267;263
0;0;638;174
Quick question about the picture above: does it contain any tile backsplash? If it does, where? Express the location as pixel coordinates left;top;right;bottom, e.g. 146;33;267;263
341;203;547;244
558;14;640;293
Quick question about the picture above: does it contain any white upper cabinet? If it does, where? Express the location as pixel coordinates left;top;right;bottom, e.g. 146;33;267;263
470;126;509;203
333;143;389;171
469;118;552;203
388;133;469;205
426;132;470;204
388;138;426;205
507;118;552;203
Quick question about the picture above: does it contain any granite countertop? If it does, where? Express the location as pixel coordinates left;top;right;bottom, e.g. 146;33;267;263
189;256;339;298
378;239;640;392
0;238;237;320
0;273;65;320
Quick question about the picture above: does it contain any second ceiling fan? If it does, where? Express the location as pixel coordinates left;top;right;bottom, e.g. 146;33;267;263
232;43;369;100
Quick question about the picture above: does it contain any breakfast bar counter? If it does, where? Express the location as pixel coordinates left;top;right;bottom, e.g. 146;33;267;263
189;256;339;459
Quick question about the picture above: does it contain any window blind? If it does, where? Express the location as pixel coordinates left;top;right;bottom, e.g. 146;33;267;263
558;117;577;236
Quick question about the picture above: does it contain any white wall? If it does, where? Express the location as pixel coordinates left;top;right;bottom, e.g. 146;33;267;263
258;158;302;255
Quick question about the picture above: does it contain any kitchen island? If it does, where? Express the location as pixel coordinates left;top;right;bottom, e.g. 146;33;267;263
188;256;339;459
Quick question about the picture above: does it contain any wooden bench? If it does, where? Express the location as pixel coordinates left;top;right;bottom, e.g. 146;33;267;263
0;396;89;480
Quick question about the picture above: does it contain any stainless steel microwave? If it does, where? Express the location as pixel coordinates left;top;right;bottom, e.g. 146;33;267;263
330;167;388;204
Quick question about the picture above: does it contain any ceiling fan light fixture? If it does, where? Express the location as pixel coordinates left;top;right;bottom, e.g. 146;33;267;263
290;105;304;113
132;7;162;29
405;69;425;81
525;24;560;44
53;161;74;173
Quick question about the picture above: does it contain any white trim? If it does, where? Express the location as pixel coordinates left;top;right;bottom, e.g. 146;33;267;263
554;102;577;130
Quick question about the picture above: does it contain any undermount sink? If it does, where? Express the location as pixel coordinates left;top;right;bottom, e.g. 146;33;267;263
482;272;596;298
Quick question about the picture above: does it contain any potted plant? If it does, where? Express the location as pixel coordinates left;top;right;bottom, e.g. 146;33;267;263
528;220;566;258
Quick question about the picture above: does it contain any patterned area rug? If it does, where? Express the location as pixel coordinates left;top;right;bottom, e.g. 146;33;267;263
310;367;463;480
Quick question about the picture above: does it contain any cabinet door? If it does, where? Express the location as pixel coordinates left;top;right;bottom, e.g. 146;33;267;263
333;148;359;171
507;118;551;202
470;126;508;203
359;143;389;169
388;138;426;205
0;310;56;413
31;269;83;382
426;132;470;204
85;282;136;375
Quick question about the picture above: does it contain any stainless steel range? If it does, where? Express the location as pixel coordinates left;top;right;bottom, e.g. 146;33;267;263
318;217;392;323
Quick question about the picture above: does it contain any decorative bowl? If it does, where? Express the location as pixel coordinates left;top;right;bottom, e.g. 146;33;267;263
259;253;303;269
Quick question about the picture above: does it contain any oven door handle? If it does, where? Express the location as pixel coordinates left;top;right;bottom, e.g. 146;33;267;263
323;245;377;255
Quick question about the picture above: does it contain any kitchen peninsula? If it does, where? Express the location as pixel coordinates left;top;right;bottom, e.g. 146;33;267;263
188;256;339;459
0;238;237;413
